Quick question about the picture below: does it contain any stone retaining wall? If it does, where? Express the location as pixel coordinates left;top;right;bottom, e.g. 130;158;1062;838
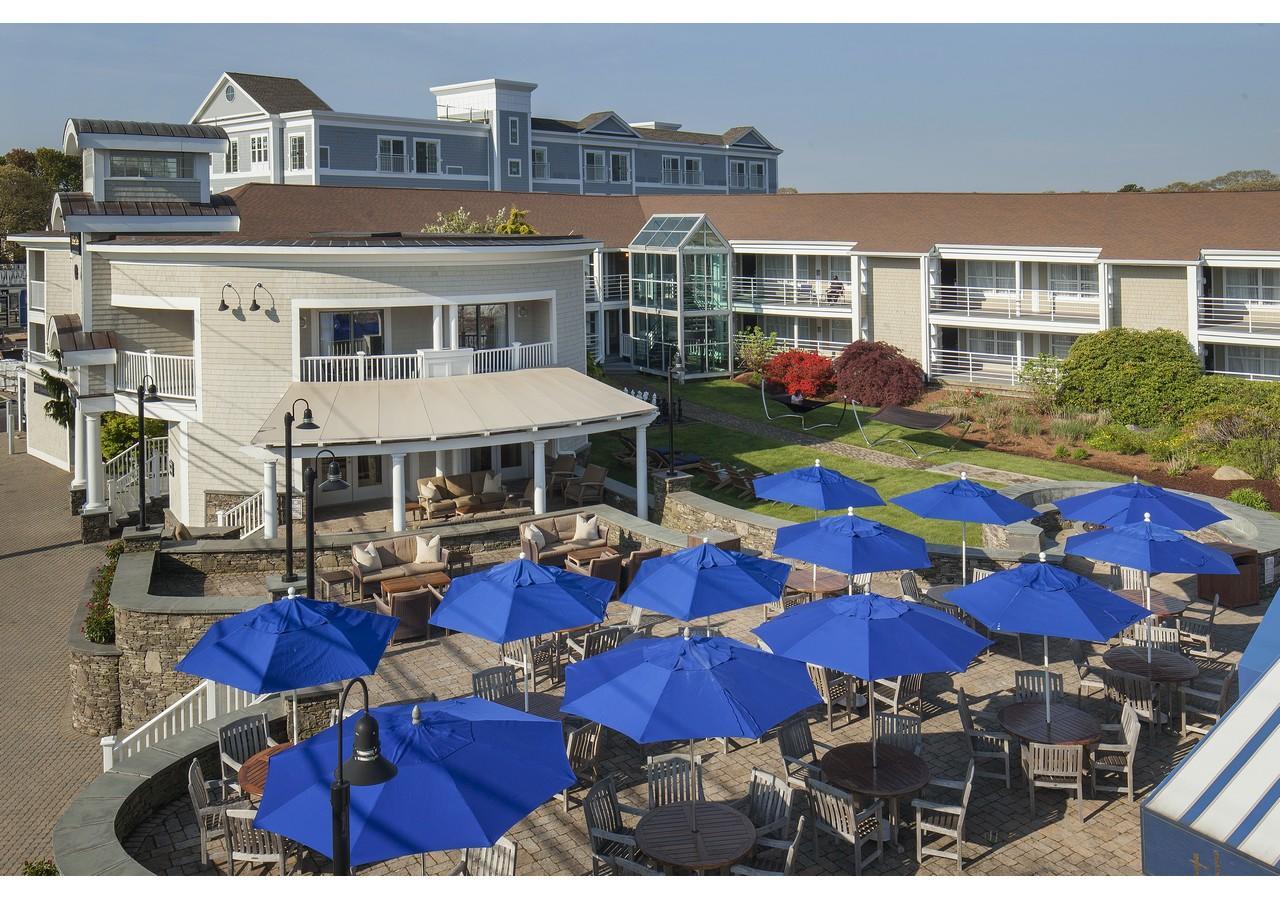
68;571;122;737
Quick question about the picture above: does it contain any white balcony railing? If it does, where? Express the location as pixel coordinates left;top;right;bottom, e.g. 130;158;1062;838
1198;297;1280;336
378;153;409;173
930;348;1022;385
732;276;853;307
584;273;630;304
473;340;555;373
437;105;490;124
584;165;607;183
300;342;556;382
929;286;1103;325
116;350;196;400
1204;366;1280;381
770;336;852;358
27;281;45;312
217;491;265;537
730;174;766;190
532;162;549;180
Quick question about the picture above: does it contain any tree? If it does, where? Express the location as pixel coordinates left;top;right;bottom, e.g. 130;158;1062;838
37;352;73;428
1155;169;1280;192
1118;183;1146;192
764;349;835;397
493;207;536;235
776;186;799;194
100;411;166;462
832;340;926;407
0;146;81;261
422;206;538;235
734;326;777;377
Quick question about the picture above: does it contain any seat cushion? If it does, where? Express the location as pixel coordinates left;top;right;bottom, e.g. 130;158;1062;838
479;491;504;505
443;476;473;499
400;561;446;576
365;564;411;583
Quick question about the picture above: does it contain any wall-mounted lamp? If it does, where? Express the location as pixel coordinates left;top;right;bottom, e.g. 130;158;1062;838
219;283;241;312
250;281;273;312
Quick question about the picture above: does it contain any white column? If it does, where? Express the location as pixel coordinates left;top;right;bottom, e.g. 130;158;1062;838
635;425;648;521
83;412;106;514
448;306;460;349
262;459;278;539
919;256;934;378
532;439;547;515
390;452;406;532
1186;264;1202;358
71;405;87;490
431;306;444;349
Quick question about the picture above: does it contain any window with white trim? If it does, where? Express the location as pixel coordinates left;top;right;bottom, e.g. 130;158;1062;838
250;135;268;165
965;329;1017;357
413;139;440;175
28;249;45;283
684;157;703;186
729;159;747;188
1224;267;1280;303
1221;344;1280;377
963;260;1017;294
748;161;766;190
508;117;520;145
531;146;548;180
377;137;407;173
661;156;680;185
507;159;521;178
288;134;306;170
584;150;606;182
1048;263;1099;297
318;146;330;169
610;151;630;183
109;152;193;178
225;141;239;173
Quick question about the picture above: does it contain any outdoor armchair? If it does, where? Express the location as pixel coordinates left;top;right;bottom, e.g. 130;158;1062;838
912;761;976;873
730;815;807;876
582;776;646;875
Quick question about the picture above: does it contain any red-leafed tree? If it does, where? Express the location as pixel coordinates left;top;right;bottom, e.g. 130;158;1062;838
833;340;925;407
764;349;835;398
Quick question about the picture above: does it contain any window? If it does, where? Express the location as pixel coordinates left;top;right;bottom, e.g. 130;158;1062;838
508;117;520;146
108;152;193;179
27;249;44;283
28;322;45;356
531;147;548;180
377;137;407;173
610;152;630;183
1224;267;1280;303
457;304;509;350
584;150;606;182
964;260;1017;294
684;157;703;186
966;329;1017;357
413;139;440;175
1048;263;1099;298
748;161;766;190
250;136;268;165
1222;345;1280;377
318;146;330;169
319;310;384;356
729;159;747;188
445;165;463;175
661;156;681;185
507;159;522;178
288;135;306;171
225;141;239;173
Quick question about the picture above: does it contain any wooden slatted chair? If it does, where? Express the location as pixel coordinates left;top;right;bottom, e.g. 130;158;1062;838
872;673;923;715
1101;669;1166;744
187;758;249;866
501;635;561;690
740;768;795;839
1014;669;1066;704
805;777;885;875
1024;743;1086;820
646;753;704;808
1182;667;1237;739
899;571;925;603
777;715;828;789
875;711;923;757
1070;641;1107;706
223;808;288;875
558;721;604;812
1178;593;1220;658
217;713;277;788
471;664;520;702
956;687;1014;788
448;836;518;876
730;816;808;876
807;663;857;730
1091;702;1141;802
567;625;628;663
913;761;976;873
605;855;666;875
581;777;645;875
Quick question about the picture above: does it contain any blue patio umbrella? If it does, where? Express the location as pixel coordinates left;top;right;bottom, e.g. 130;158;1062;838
1055;476;1228;530
755;458;884;511
892;471;1035;583
430;554;614;709
620;540;790;621
175;595;397;737
772;508;932;591
753;591;989;763
1240;601;1280;697
254;697;575;868
944;553;1151;722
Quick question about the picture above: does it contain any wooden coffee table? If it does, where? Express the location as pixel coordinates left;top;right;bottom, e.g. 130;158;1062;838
379;571;451;599
820;741;931;849
997;701;1101;746
236;742;293;796
565;546;619;572
635;801;756;873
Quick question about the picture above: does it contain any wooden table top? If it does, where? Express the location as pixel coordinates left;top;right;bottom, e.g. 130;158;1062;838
635;801;756;872
786;569;849;595
925;583;963;606
1103;646;1200;683
997;702;1101;746
380;571;451;596
1116;588;1189;619
237;742;293;796
494;690;566;721
820;742;931;799
566;546;620;566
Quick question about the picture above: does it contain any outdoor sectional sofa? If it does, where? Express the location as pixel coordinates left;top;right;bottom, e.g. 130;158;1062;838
519;514;612;566
351;535;452;599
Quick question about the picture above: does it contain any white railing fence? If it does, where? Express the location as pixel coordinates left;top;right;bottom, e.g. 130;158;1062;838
217;491;265;538
101;679;269;772
1205;366;1280;382
770;336;852;357
1198;297;1280;335
930;348;1022;385
105;436;170;518
732;276;853;307
116;350;196;401
929;286;1103;324
301;343;557;382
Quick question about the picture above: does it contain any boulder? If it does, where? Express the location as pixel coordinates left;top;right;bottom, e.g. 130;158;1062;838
1212;465;1253;481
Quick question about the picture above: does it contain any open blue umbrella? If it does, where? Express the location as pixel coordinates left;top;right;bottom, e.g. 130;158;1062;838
430;554;613;709
945;553;1151;722
773;508;932;590
176;595;397;737
255;697;574;868
1240;601;1280;697
755;458;884;511
753;591;988;763
620;540;790;621
1056;476;1228;530
892;471;1034;583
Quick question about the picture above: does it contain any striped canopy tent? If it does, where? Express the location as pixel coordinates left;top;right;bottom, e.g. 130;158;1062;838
1140;658;1280;875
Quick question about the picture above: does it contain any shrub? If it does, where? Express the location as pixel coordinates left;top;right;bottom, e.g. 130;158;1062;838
735;326;778;376
21;859;57;876
1148;439;1176;462
1166;450;1198;477
1227;487;1271;511
100;411;166;462
1048;415;1093;444
1017;354;1065;413
83;542;123;645
1086;424;1145;455
1070;447;1090;460
1183;400;1280;479
832;340;925;408
1053;444;1069;459
1010;413;1040;437
1059;328;1203;427
763;349;835;398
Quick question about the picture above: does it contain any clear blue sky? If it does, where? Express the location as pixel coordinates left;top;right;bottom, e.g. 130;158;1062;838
2;23;1278;192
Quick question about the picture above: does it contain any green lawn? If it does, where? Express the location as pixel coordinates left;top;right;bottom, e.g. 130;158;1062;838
623;375;1127;483
591;423;968;545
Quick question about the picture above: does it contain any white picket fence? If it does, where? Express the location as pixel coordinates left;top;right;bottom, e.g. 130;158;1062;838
116;350;197;401
101;679;270;772
105;436;170;524
217;491;265;537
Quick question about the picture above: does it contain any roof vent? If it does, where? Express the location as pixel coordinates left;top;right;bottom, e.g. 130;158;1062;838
629;121;682;131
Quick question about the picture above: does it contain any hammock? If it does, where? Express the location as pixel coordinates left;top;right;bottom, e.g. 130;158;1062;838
759;379;848;432
850;403;972;459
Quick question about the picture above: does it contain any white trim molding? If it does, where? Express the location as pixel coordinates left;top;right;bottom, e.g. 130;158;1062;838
1201;249;1280;268
730;240;859;255
933;244;1102;264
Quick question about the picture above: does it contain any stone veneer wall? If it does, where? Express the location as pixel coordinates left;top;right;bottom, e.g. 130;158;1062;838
68;572;122;737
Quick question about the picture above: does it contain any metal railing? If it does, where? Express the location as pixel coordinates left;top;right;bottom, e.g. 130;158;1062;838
116;349;196;401
300;351;420;382
1204;365;1280;381
436;105;490;124
23;347;50;365
929;286;1103;324
584;165;607;183
584;273;629;303
769;336;852;357
377;152;409;173
732;276;853;307
930;348;1022;385
1198;296;1280;335
101;679;268;772
217;491;265;537
730;174;766;190
27;280;44;312
661;169;681;185
532;162;549;180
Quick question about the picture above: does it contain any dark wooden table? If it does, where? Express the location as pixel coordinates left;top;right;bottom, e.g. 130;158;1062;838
997;702;1101;746
787;568;849;597
820;741;931;849
635;801;756;873
1103;646;1199;683
494;690;567;721
236;742;293;796
924;582;963;607
1116;588;1189;620
687;529;741;551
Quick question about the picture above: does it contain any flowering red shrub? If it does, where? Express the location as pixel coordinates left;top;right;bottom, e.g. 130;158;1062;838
764;349;835;397
833;340;925;407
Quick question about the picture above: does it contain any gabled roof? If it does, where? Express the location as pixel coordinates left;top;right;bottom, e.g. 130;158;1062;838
223;72;331;114
531;115;779;150
532;111;638;138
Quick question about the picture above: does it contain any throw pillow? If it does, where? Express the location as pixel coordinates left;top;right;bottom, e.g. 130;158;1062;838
353;542;382;572
414;534;442;564
573;514;600;542
524;524;547;550
422;481;442;501
482;470;503;495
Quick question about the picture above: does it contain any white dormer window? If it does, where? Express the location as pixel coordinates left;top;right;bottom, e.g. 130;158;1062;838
508;117;520;146
507;159;522;178
289;135;306;170
225;141;239;173
250;135;268;165
610;152;630;184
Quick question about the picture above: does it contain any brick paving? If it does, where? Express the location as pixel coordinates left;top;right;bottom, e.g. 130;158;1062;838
125;559;1264;877
0;443;107;873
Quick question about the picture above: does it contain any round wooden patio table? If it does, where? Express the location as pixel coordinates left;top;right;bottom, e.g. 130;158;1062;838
820;741;930;850
1116;588;1189;620
1103;646;1199;684
997;702;1101;746
635;801;756;873
786;569;850;598
237;742;293;797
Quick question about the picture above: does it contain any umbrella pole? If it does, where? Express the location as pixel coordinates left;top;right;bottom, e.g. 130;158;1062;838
1043;636;1052;728
524;638;532;713
870;680;877;768
689;738;699;833
962;521;968;584
1144;571;1153;665
291;690;299;742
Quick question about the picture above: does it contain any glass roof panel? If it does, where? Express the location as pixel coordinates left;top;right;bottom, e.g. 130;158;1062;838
629;214;709;249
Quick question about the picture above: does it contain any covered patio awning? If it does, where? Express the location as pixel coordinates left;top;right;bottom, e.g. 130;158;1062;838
251;367;657;456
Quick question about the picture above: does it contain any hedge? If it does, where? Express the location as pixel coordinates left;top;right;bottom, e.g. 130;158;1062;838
1058;328;1204;427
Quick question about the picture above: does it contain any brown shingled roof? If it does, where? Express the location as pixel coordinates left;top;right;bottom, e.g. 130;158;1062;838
57;193;238;218
225;72;331;114
219;184;1280;260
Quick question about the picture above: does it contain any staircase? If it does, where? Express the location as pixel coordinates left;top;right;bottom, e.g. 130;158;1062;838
216;491;266;538
105;436;170;526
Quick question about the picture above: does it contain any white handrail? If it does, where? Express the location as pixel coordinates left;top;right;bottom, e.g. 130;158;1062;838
116;350;196;400
929;286;1102;324
100;679;269;772
768;336;851;357
105;436;170;515
930;348;1023;385
732;276;853;307
300;351;421;382
1198;296;1280;334
217;491;265;537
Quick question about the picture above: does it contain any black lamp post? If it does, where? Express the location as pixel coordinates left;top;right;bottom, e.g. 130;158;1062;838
282;398;318;582
665;349;685;477
135;376;159;531
330;677;396;876
304;449;349;598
